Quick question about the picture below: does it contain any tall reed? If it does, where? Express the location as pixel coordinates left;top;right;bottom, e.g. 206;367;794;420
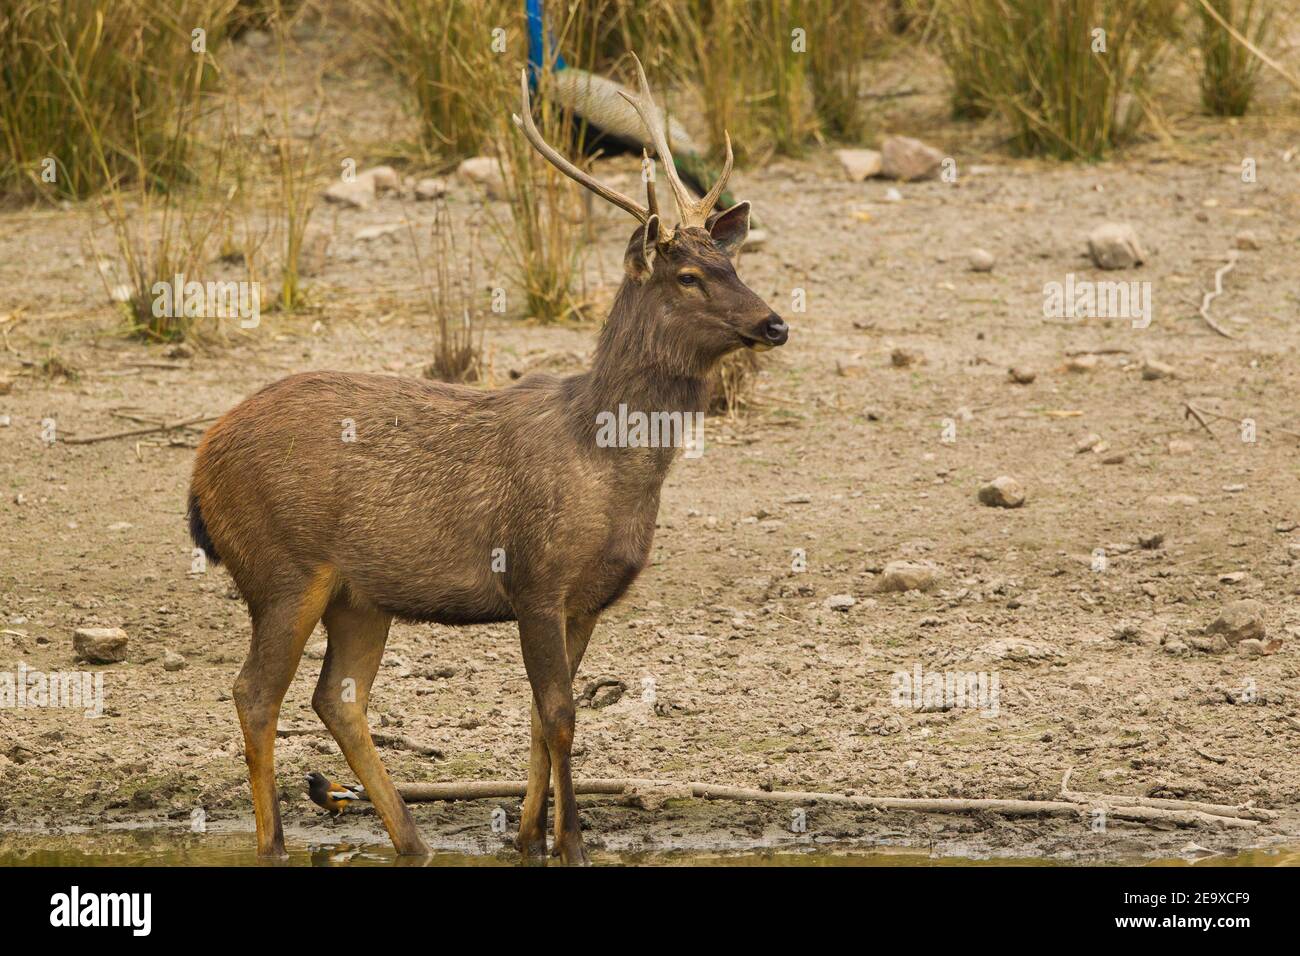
1197;0;1274;116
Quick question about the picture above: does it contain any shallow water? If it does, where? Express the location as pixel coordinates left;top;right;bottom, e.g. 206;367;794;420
0;831;1296;867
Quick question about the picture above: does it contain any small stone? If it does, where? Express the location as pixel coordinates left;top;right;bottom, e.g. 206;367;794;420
1138;532;1165;549
1087;222;1145;269
1219;571;1247;584
1163;640;1189;656
1206;599;1265;644
1189;634;1230;655
1146;493;1199;507
414;177;448;201
835;148;882;182
1008;367;1036;385
882;186;903;202
890;348;918;367
1141;358;1177;380
1237;639;1267;657
879;560;941;592
824;594;856;612
457;156;508;199
163;649;188;672
0;414;10;426
73;627;128;663
1234;230;1260;251
362;165;401;195
304;640;327;661
968;248;995;272
978;476;1025;508
1075;433;1102;454
880;136;944;181
323;177;374;210
1066;354;1097;373
1167;439;1194;456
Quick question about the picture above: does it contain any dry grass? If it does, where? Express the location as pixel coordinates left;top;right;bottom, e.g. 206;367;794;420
933;0;1180;159
416;199;486;384
1197;0;1276;115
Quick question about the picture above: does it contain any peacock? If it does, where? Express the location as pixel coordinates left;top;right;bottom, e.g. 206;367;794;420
524;0;748;222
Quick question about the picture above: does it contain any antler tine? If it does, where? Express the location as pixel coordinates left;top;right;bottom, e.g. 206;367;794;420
617;54;702;227
641;148;659;218
511;69;648;223
697;130;733;218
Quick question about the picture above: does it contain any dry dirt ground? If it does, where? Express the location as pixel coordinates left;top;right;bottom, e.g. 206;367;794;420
1;19;1299;863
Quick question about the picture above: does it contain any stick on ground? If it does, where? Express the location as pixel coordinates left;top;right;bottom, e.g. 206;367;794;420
375;777;1262;829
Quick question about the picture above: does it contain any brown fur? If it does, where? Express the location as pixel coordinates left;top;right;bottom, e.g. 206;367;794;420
190;208;787;863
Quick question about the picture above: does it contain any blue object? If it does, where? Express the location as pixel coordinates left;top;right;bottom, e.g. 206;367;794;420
526;0;565;87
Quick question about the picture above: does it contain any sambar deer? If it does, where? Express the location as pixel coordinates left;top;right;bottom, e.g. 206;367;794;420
188;56;788;864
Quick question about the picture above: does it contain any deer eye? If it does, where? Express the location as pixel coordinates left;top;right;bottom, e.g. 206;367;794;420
677;272;700;287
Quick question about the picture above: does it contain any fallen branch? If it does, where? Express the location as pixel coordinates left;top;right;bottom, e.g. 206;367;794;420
1182;401;1218;439
371;732;445;759
1059;768;1273;822
1197;253;1238;338
386;777;1259;828
61;413;215;445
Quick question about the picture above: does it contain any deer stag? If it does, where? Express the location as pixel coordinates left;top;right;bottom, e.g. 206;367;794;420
188;55;788;864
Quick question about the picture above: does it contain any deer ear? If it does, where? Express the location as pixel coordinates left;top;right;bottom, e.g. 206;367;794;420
624;214;660;281
708;201;750;258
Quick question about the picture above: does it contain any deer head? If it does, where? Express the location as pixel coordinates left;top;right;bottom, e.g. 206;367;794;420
512;55;788;378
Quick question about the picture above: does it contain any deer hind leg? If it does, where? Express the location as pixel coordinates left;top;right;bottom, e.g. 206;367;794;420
313;596;429;856
234;565;337;858
517;609;594;866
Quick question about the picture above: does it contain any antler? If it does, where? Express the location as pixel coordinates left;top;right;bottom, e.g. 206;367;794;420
511;69;650;224
617;54;732;230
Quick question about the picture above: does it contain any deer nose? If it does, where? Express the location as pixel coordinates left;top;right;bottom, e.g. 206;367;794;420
763;314;789;345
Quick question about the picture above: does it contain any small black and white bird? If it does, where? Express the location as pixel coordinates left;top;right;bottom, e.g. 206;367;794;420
305;772;366;821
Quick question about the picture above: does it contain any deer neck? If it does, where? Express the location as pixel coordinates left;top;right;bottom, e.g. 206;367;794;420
566;284;713;472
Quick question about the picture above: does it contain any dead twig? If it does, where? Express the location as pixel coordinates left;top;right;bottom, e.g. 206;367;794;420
1182;401;1218;439
61;413;215;445
1197;253;1238;338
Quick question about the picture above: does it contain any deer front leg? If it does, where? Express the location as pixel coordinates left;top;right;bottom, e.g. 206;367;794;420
517;608;589;866
517;613;597;860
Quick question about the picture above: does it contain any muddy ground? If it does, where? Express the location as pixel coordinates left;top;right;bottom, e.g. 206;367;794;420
1;15;1299;863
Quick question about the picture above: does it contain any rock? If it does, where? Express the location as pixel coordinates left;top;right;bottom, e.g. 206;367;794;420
0;413;10;426
824;594;856;612
323;178;374;210
414;176;448;201
1189;634;1230;655
457;156;508;199
1074;433;1102;454
1167;439;1194;456
1138;532;1165;549
304;640;328;661
1234;230;1260;251
163;650;188;672
879;560;941;592
1007;367;1036;385
880;136;944;181
73;627;128;663
968;248;995;272
354;222;405;241
890;348;918;368
1163;639;1189;656
978;638;1059;661
1066;354;1097;373
1141;358;1177;380
1146;494;1199;507
1237;639;1267;657
1087;222;1145;270
835;148;882;182
882;186;903;202
363;165;401;195
1205;599;1265;645
978;476;1025;508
